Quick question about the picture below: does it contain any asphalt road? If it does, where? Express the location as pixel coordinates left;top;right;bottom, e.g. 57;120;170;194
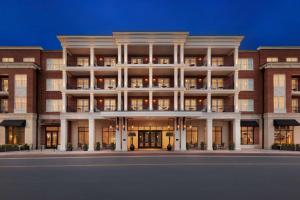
0;155;300;200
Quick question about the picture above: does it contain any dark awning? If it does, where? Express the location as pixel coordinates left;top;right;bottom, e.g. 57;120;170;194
241;120;259;127
273;119;300;126
0;120;26;127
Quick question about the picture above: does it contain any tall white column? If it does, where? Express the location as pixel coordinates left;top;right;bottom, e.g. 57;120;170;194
118;44;122;64
234;47;239;66
233;118;241;150
174;91;178;111
206;118;213;150
149;67;153;88
124;68;128;88
180;68;184;88
90;47;95;66
90;70;94;90
62;70;67;90
207;93;211;112
174;118;180;151
124;44;128;64
207;70;211;89
149;91;153;111
234;70;239;90
149;43;153;64
62;47;67;66
88;118;95;151
174;68;178;88
207;47;212;67
174;44;178;64
122;118;128;151
118;92;122;111
234;92;239;112
60;119;67;151
180;91;184;111
180;118;186;151
124;91;128;111
62;92;66;112
118;68;122;88
115;118;121;151
90;93;94;112
180;43;184;64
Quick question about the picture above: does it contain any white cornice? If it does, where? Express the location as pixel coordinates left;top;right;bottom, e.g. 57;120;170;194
0;62;40;70
0;46;43;50
260;62;300;70
258;46;300;50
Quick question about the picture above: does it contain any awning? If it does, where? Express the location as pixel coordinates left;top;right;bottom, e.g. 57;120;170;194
273;119;300;126
0;120;26;127
241;120;259;127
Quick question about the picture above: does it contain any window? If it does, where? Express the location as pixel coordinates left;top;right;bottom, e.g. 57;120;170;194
46;79;62;91
102;127;116;149
6;127;25;145
273;96;285;113
78;127;89;147
158;99;170;111
46;59;63;70
158;57;170;64
185;57;197;66
211;78;224;89
1;79;8;92
239;79;254;91
14;75;27;113
292;78;298;91
104;78;116;89
77;57;89;66
103;57;116;66
185;99;197;111
77;99;89;112
15;75;27;88
212;57;224;66
274;126;294;144
77;78;89;89
273;74;285;88
212;99;224;112
239;99;254;112
2;57;14;63
185;78;197;89
286;57;298;63
292;99;298;113
241;126;255;145
273;74;286;113
186;127;198;148
131;78;143;88
0;99;8;112
267;57;278;63
131;99;143;111
46;99;62;112
238;58;254;70
104;99;116;111
14;97;26;113
157;78;170;88
131;57;143;64
213;127;222;145
23;57;35;63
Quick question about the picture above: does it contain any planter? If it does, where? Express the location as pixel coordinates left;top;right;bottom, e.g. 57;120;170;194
167;144;172;151
95;142;101;151
228;143;235;151
66;143;73;151
130;144;135;151
83;144;88;151
200;142;206;150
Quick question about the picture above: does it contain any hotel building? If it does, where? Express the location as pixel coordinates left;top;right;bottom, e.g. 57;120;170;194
0;32;299;151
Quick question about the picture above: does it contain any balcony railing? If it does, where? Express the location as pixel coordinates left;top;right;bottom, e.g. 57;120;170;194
129;106;149;111
211;84;234;90
67;106;89;112
67;84;90;90
184;105;207;112
94;106;117;112
185;85;207;90
211;105;234;112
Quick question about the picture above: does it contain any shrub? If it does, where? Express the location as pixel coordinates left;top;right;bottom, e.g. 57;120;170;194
0;144;20;152
66;143;73;151
212;143;217;150
83;144;88;151
200;142;206;150
95;142;101;151
229;143;235;150
271;143;280;150
20;144;30;151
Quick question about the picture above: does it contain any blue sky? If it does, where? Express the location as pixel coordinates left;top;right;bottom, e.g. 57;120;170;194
0;0;299;50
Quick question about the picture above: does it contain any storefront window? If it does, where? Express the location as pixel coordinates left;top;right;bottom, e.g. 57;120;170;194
6;127;25;145
186;127;198;148
102;127;116;149
78;127;89;147
213;126;222;144
274;126;294;144
241;126;254;145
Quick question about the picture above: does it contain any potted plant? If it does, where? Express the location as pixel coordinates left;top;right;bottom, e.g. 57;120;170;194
213;143;217;150
200;142;206;150
95;142;101;151
296;144;300;151
83;144;88;151
66;143;73;151
166;132;173;151
128;132;136;151
229;142;235;150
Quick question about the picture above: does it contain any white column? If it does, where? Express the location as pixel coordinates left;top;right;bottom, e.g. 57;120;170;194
233;118;241;150
174;68;178;88
118;44;122;64
234;47;239;66
206;118;213;150
174;91;178;111
115;118;121;151
207;70;211;89
149;43;153;64
90;93;94;112
180;43;184;64
62;47;67;66
180;68;184;88
174;118;180;150
124;68;128;88
149;91;153;111
180;91;184;111
124;91;128;111
234;70;239;90
88;118;95;151
207;93;211;112
180;118;186;151
149;67;153;88
62;70;67;90
118;68;122;88
62;92;66;112
174;44;178;64
207;47;212;67
90;70;94;90
234;92;239;112
60;119;67;151
124;44;128;64
90;47;95;66
118;92;122;111
122;118;128;151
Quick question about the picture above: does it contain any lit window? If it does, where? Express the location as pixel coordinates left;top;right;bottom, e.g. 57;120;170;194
292;78;298;91
211;78;224;89
104;78;116;89
185;99;197;111
104;99;116;111
241;126;255;145
14;97;26;113
14;75;27;113
46;79;62;91
239;99;254;112
131;57;143;64
77;99;89;112
46;59;63;70
158;99;170;110
0;99;8;112
103;57;116;66
239;79;254;91
212;57;224;66
77;78;89;89
273;96;285;113
15;75;27;88
238;58;254;70
78;127;89;147
286;57;298;63
274;126;294;144
158;57;170;64
1;79;8;92
292;99;298;113
46;99;62;112
77;57;89;67
2;57;14;63
131;78;143;88
131;99;143;111
157;78;170;88
185;57;197;66
23;57;35;63
212;99;224;112
185;78;197;89
267;57;278;63
273;74;285;88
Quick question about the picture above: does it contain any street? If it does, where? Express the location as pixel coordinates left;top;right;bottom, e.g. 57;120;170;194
0;154;300;200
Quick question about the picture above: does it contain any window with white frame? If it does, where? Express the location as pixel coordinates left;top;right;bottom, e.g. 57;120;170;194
292;99;298;113
131;78;143;88
14;97;26;113
267;57;278;63
2;57;14;63
185;57;197;66
239;79;254;91
77;57;89;66
185;99;197;111
77;99;89;112
104;99;116;111
103;57;116;66
131;99;143;111
273;74;286;113
77;78;89;89
104;78;116;89
131;57;143;64
15;75;27;113
211;78;224;89
46;59;63;70
15;75;27;89
239;99;254;112
211;99;224;112
158;99;170;110
185;78;197;89
273;74;285;88
212;57;224;66
23;57;35;63
1;79;8;92
286;57;298;63
46;99;62;112
158;57;170;64
46;79;62;91
274;96;285;113
157;78;170;88
0;99;8;112
238;58;254;70
292;78;298;91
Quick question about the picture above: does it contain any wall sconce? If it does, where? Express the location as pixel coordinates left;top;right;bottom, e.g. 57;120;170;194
198;99;202;103
145;99;148;103
153;57;156;61
153;78;156;82
189;125;192;129
99;57;103;61
198;78;202;82
99;99;103;103
198;57;202;61
145;57;148;62
144;78;148;82
99;78;103;82
183;125;186;130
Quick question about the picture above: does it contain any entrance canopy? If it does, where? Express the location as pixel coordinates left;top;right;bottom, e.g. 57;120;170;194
273;119;300;126
240;120;259;127
0;120;26;127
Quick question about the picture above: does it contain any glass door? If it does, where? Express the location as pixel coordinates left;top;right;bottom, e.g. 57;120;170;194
46;131;58;148
138;131;162;148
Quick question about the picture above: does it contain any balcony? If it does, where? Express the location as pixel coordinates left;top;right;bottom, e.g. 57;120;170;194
211;105;234;112
67;106;90;113
94;106;117;112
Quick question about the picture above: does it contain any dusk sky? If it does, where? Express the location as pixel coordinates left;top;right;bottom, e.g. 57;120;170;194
0;0;299;50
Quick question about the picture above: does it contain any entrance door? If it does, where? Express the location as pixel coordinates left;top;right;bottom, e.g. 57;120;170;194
46;131;58;148
138;131;162;148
